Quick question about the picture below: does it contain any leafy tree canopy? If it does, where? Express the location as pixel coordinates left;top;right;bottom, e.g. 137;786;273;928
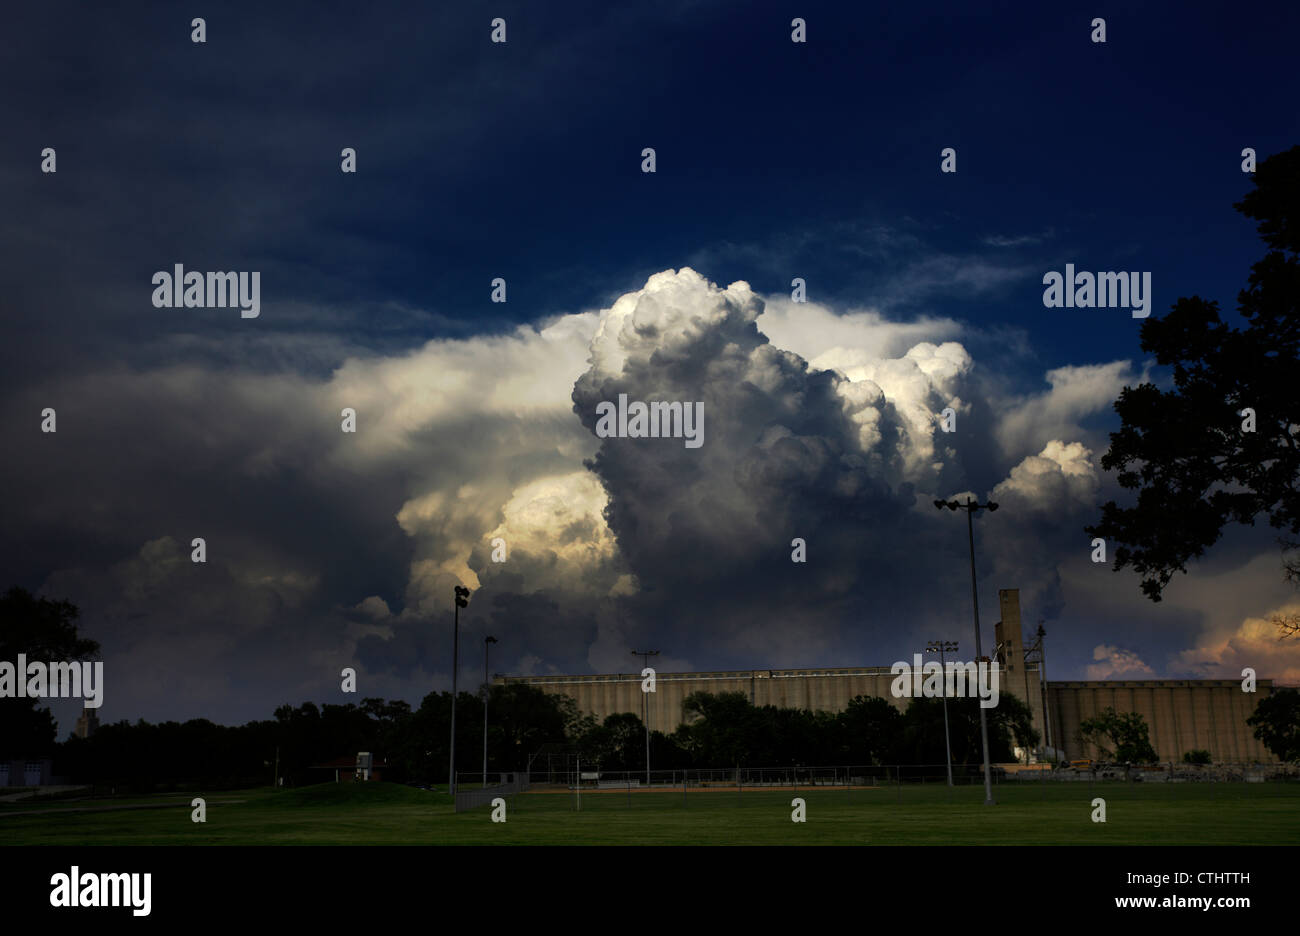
1077;707;1158;763
0;586;99;660
0;588;99;757
1088;146;1300;600
1247;688;1300;762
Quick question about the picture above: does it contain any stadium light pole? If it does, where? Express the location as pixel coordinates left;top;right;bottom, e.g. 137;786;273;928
934;495;999;806
632;649;660;786
449;584;470;797
926;640;958;787
483;635;497;789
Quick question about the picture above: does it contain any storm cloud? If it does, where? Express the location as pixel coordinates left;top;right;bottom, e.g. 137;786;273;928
6;266;1294;731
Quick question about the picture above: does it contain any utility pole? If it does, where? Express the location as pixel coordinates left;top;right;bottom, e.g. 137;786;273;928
449;584;470;797
483;635;497;788
934;496;999;806
926;640;958;787
631;649;660;786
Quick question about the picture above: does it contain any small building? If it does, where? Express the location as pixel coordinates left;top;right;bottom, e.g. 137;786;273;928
310;751;388;783
0;758;55;787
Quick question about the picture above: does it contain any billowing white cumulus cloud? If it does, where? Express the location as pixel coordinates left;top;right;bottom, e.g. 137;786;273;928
333;313;609;619
828;341;973;484
15;263;1289;731
327;312;598;463
758;298;963;365
761;299;974;487
570;268;998;662
478;471;626;598
995;362;1138;463
992;440;1099;513
1086;644;1155;679
976;441;1103;619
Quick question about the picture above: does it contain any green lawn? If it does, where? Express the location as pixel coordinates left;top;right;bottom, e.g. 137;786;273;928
4;780;1298;845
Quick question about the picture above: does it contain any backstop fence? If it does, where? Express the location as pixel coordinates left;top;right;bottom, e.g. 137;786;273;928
453;771;530;813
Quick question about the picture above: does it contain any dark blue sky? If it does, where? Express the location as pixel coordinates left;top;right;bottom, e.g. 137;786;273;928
8;2;1296;375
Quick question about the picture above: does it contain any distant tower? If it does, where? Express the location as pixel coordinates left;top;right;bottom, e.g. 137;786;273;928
74;709;99;739
995;589;1044;761
994;589;1026;675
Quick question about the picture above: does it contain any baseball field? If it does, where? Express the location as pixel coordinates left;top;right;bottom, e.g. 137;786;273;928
4;779;1299;845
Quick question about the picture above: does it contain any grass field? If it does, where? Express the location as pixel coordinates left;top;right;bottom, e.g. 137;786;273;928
4;780;1299;845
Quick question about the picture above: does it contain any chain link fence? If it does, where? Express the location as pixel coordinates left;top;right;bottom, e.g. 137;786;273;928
515;762;1298;792
450;762;1297;811
453;772;529;812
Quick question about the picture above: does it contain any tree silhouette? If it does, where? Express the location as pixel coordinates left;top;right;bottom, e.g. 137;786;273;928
0;587;100;756
1247;688;1300;762
1088;146;1300;601
1077;707;1158;763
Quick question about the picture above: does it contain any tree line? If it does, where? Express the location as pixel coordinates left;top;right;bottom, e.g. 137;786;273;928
5;586;1298;793
43;686;1044;792
46;681;1300;793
